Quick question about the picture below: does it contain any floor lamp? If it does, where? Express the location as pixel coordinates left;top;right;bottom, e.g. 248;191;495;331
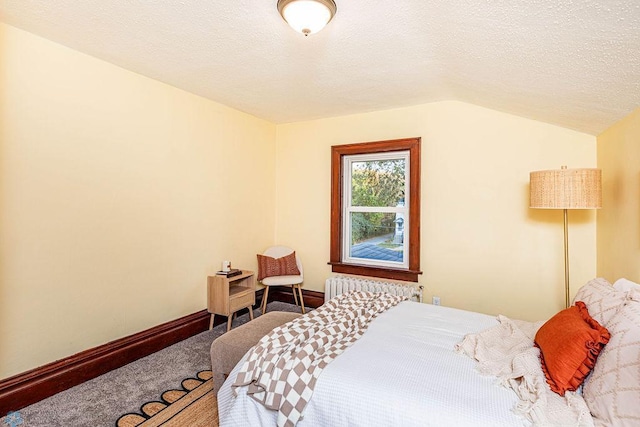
529;166;602;308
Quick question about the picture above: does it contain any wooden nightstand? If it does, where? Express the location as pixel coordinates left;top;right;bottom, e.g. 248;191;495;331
207;270;256;332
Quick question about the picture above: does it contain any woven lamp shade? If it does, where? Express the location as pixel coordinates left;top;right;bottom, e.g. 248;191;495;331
530;168;602;209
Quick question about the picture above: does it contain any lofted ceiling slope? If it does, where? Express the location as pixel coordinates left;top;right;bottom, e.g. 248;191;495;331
1;0;639;135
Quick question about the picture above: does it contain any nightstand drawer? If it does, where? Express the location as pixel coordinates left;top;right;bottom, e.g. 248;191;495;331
230;291;255;312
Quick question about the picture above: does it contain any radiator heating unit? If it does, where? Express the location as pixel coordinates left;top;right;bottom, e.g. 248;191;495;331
325;275;423;303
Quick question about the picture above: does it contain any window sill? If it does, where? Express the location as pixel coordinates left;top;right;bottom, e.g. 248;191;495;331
328;262;422;283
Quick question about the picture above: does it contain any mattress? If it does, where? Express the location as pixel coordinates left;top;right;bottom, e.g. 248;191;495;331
217;300;530;426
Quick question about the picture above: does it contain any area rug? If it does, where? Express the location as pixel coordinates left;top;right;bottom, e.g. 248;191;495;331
115;370;219;427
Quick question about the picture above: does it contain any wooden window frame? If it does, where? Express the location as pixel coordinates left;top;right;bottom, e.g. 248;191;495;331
329;137;422;282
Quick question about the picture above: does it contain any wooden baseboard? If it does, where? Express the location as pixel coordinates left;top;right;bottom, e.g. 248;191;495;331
0;310;210;416
0;288;325;415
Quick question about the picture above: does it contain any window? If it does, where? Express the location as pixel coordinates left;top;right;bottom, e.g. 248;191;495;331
330;138;421;282
343;152;409;268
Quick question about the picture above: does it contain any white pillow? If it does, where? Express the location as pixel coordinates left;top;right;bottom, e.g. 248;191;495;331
613;278;640;293
583;290;640;425
573;278;626;327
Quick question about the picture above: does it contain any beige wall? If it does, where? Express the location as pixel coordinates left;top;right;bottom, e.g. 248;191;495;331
0;23;276;379
597;108;640;283
0;21;605;380
275;101;597;322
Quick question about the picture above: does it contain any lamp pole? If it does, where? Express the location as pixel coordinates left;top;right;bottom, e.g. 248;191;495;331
563;208;570;309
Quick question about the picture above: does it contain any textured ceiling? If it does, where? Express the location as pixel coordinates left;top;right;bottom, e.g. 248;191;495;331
1;0;639;135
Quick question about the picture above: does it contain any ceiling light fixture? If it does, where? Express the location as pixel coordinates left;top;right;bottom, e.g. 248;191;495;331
277;0;337;36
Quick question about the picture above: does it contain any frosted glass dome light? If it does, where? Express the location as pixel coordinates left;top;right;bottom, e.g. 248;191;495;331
277;0;337;36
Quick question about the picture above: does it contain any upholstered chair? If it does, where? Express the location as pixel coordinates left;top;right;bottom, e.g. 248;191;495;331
258;246;305;314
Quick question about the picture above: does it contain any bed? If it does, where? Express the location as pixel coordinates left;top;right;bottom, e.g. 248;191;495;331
217;278;640;427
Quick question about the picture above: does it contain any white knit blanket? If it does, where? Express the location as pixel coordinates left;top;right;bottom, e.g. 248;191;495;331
455;315;594;426
231;291;407;427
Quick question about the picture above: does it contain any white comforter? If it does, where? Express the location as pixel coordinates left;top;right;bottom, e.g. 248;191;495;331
218;301;530;426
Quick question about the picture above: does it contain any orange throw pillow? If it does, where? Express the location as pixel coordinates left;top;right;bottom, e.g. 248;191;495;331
534;301;610;396
257;252;300;281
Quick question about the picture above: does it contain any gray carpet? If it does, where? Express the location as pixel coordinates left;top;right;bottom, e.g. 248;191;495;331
16;302;304;426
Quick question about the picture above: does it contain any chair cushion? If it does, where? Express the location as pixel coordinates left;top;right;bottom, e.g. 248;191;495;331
261;274;303;286
210;311;302;395
257;251;300;281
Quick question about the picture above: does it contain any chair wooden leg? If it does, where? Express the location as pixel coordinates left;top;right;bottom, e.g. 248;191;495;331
261;286;270;315
292;285;299;306
296;285;306;314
